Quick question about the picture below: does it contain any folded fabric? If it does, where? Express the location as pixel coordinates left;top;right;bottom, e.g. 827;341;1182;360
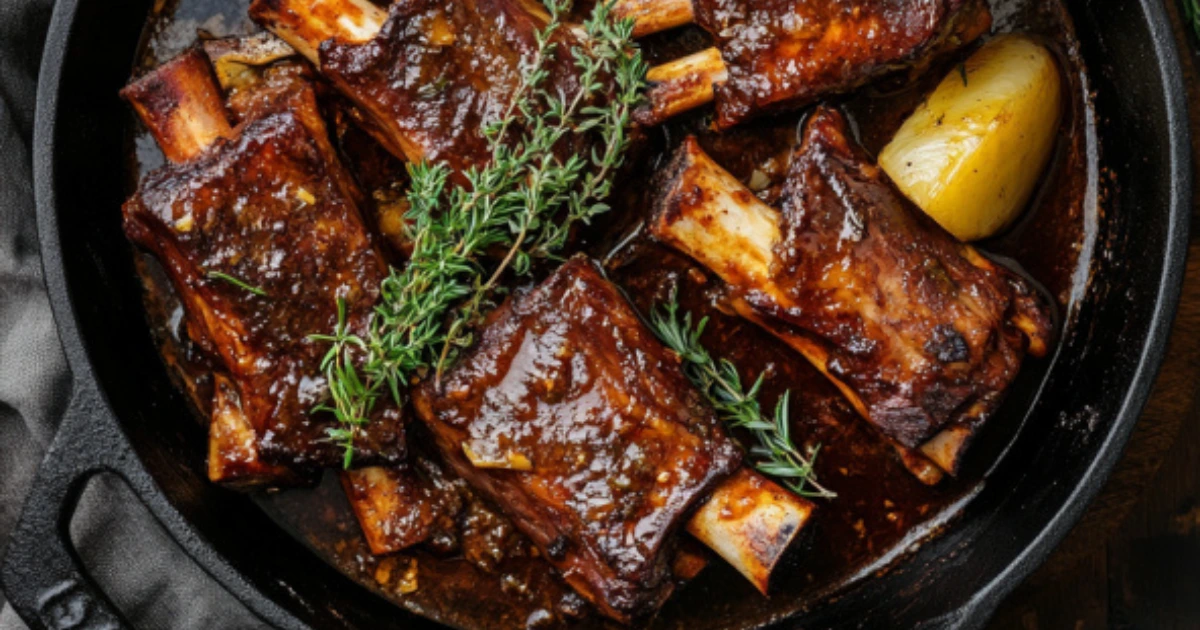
0;0;261;626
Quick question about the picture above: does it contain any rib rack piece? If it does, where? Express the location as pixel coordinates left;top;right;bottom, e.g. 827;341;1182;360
633;0;992;128
122;49;405;476
651;107;1053;475
342;464;454;555
208;373;303;487
250;0;585;174
412;257;744;622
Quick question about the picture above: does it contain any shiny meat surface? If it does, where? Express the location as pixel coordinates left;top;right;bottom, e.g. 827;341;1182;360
767;107;1052;448
123;84;405;470
692;0;992;128
412;257;741;622
126;0;1095;624
221;61;318;125
655;107;1052;454
342;466;445;555
208;373;306;487
309;0;582;173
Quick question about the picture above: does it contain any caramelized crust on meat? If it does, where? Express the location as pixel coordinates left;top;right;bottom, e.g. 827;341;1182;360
342;466;446;555
218;59;316;125
692;0;992;128
123;81;405;470
412;257;741;623
208;374;306;487
202;32;299;101
652;108;1052;472
256;0;583;174
765;107;1051;449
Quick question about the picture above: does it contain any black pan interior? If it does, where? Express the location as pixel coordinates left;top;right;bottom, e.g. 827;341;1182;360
30;0;1190;628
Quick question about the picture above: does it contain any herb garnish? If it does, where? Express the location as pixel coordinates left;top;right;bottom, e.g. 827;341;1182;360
648;298;835;499
207;270;267;297
313;0;647;466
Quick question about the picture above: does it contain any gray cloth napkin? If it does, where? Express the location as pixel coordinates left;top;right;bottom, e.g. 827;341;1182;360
0;0;264;627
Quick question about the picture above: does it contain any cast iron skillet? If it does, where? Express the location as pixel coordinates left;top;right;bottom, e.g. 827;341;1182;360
0;0;1191;628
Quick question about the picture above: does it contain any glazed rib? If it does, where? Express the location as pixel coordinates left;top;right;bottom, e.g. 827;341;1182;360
342;465;448;555
208;374;304;487
634;0;992;128
250;0;586;175
412;257;816;621
202;31;298;94
650;108;1053;475
411;256;738;621
122;49;406;478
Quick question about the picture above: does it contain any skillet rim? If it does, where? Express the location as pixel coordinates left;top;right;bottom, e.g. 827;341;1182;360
26;0;314;627
938;1;1192;625
24;0;1193;627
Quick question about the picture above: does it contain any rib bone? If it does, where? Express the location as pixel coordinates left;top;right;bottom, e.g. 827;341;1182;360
687;469;814;594
248;0;386;63
613;0;695;37
120;48;233;163
649;136;991;479
633;0;993;128
638;47;726;127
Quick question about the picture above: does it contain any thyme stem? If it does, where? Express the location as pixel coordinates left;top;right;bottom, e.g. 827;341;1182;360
313;0;646;466
648;298;836;499
206;270;267;297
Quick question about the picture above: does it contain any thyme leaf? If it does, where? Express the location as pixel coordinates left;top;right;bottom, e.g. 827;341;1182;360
206;270;267;297
312;0;646;466
647;297;836;499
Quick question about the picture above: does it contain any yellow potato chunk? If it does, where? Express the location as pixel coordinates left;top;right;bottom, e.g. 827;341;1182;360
879;35;1063;241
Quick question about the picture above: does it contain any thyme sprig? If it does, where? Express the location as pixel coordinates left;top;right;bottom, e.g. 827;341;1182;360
313;0;646;466
206;270;267;297
649;298;836;499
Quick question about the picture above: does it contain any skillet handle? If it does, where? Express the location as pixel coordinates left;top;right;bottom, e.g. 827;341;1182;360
1;383;134;630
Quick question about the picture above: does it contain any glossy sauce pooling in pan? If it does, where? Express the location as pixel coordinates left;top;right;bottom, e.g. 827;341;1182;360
125;0;1098;626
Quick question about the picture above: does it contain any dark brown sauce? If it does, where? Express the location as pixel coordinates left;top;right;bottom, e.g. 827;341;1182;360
125;0;1099;627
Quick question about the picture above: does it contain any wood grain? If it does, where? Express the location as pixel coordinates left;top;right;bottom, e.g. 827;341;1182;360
988;2;1200;627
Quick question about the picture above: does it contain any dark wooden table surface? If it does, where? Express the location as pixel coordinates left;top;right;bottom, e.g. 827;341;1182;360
987;3;1200;628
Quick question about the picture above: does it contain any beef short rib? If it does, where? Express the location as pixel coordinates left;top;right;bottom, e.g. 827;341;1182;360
651;107;1053;474
412;257;740;622
123;56;405;472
